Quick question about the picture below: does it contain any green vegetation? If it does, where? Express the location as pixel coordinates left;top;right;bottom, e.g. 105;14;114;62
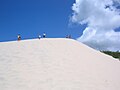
101;51;120;60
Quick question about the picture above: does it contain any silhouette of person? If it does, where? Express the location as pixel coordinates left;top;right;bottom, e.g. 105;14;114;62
66;35;71;39
68;35;71;38
43;33;46;38
17;34;21;41
38;34;41;39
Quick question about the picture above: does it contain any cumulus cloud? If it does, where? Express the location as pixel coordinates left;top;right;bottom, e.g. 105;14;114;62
71;0;120;51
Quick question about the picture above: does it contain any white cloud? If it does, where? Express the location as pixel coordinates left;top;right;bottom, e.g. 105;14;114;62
71;0;120;51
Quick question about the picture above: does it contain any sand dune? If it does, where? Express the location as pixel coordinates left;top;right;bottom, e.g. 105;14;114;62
0;38;120;90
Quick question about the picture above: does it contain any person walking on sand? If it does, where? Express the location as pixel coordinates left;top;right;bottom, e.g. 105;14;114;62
17;34;21;41
43;33;46;38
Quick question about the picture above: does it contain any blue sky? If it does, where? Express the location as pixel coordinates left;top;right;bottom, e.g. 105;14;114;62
0;0;120;51
0;0;85;42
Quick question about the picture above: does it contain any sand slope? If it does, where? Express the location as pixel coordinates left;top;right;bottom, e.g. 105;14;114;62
0;38;120;90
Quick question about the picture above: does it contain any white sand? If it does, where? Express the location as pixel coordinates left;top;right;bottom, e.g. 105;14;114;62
0;38;120;90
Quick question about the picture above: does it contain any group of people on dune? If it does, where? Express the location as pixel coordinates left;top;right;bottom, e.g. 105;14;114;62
17;33;46;41
17;33;71;41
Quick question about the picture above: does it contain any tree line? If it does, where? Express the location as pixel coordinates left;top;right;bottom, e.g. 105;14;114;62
101;51;120;60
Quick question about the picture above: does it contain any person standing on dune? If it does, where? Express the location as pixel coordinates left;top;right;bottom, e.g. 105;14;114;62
38;34;41;39
43;33;46;38
17;34;21;41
